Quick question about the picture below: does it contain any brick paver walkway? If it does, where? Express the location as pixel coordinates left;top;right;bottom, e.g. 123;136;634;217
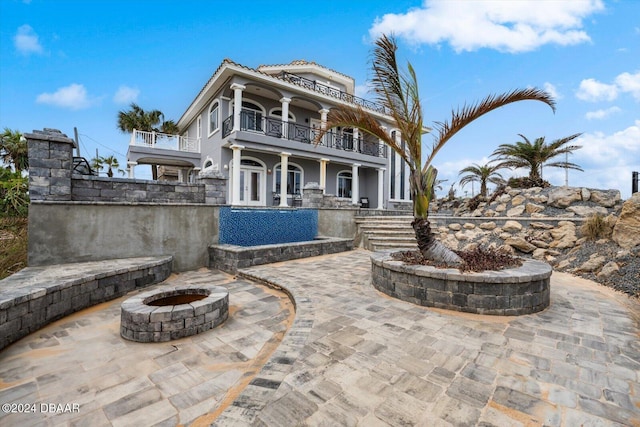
1;249;639;426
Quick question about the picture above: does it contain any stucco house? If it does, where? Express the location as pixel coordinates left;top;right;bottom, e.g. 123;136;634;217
126;59;411;209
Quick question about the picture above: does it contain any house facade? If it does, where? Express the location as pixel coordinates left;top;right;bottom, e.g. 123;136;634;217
127;59;412;209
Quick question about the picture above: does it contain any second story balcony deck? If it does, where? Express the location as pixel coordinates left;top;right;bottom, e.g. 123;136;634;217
222;112;387;158
129;129;200;154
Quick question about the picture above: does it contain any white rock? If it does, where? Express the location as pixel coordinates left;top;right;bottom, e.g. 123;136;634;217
507;205;525;216
581;188;591;201
448;223;462;231
479;221;497;230
503;220;523;232
525;203;545;214
597;261;619;279
463;223;476;229
566;205;608;217
511;195;526;206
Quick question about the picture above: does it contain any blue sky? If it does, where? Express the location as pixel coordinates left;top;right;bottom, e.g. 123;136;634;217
1;0;639;199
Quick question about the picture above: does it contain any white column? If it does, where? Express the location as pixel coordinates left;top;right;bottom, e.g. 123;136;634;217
279;152;291;207
353;128;359;151
231;83;245;132
319;158;329;194
319;108;329;145
127;161;137;179
377;168;385;209
280;97;291;139
394;131;402;200
352;163;360;205
231;144;244;205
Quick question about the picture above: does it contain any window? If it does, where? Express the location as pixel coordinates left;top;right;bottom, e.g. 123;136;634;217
337;171;352;198
241;100;263;132
196;116;202;140
274;163;303;195
209;101;219;135
203;159;213;169
269;109;296;122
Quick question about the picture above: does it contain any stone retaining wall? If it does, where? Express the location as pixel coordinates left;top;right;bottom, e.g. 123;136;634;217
72;175;205;203
209;238;353;273
370;251;551;315
0;256;172;350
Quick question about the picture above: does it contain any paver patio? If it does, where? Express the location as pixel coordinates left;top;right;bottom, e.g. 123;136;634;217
1;249;639;426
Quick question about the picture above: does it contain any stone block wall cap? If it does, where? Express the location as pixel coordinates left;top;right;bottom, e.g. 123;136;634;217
25;129;75;144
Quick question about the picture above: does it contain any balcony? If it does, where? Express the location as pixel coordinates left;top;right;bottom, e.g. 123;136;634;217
222;112;387;158
277;71;390;115
129;129;200;153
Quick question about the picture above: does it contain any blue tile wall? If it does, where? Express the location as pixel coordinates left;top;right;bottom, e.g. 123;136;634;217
219;207;318;246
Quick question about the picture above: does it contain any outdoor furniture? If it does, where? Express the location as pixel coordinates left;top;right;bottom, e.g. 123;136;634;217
360;197;369;208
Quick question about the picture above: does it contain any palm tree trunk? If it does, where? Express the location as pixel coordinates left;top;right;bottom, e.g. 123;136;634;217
412;218;463;266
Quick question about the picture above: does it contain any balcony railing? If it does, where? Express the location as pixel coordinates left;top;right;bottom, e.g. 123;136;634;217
222;112;387;158
277;71;391;115
129;129;200;153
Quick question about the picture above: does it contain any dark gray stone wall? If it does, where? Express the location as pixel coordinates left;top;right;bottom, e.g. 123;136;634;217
0;256;172;350
71;176;206;203
370;251;551;315
25;128;74;201
209;238;353;273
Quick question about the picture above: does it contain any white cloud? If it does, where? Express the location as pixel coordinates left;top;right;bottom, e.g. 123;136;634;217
14;25;43;55
543;82;562;100
576;78;618;102
576;121;640;163
354;83;373;100
36;83;94;110
113;85;140;104
369;0;604;53
585;106;621;120
615;71;640;101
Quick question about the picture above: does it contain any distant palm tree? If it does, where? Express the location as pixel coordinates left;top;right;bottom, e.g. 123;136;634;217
315;34;555;265
1;128;28;173
101;155;124;177
90;156;104;175
491;134;582;184
458;163;505;198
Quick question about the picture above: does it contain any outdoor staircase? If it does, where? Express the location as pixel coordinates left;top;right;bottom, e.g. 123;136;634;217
355;215;418;251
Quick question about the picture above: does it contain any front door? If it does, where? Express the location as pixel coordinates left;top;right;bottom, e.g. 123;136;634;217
239;166;264;206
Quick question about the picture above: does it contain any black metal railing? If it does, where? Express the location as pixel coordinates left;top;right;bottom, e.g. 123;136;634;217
222;112;386;158
277;71;390;115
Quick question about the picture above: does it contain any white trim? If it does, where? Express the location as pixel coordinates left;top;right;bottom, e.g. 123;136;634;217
229;155;267;206
336;170;352;198
268;107;296;122
208;99;220;136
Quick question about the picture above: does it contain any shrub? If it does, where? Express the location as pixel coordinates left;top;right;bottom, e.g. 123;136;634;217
0;217;27;279
0;169;29;217
580;214;614;241
507;176;550;189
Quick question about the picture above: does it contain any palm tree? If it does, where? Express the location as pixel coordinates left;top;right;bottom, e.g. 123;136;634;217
90;156;104;175
491;134;582;185
315;35;555;266
101;155;124;177
1;128;28;173
458;163;505;198
117;103;180;179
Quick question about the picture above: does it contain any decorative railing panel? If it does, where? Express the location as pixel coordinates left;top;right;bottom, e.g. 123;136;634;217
129;129;200;153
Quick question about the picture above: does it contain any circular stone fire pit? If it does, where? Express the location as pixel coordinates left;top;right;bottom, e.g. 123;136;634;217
120;285;229;342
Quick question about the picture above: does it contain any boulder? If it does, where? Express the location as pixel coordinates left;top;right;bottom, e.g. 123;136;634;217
530;222;554;230
547;187;582;208
511;195;526;206
581;188;591;201
454;231;469;241
532;248;547;260
504;237;537;253
479;221;497;230
566;205;608;217
530;194;548;204
503;220;523;232
495;204;507;213
612;192;640;249
590;189;621;208
597;261;620;279
530;240;549;249
498;194;511;203
525;203;545;214
448;223;462;231
507;205;525;216
463;223;476;229
577;255;607;272
549;222;577;249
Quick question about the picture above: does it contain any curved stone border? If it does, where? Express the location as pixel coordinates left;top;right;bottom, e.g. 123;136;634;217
370;251;551;315
120;285;229;342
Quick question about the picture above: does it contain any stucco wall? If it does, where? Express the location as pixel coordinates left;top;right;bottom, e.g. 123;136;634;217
318;208;358;239
28;203;220;271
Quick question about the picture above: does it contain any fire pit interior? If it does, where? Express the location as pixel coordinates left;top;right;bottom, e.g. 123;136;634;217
121;285;229;343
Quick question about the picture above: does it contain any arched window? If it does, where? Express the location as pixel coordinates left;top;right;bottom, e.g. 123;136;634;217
337;171;352;198
269;108;296;122
203;159;214;169
209;101;219;135
274;163;303;195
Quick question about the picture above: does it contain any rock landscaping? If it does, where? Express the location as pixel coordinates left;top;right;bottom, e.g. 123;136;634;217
432;187;639;297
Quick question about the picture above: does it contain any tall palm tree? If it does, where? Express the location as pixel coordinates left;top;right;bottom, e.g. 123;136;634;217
315;35;555;265
458;163;505;198
491;134;582;184
1;128;28;173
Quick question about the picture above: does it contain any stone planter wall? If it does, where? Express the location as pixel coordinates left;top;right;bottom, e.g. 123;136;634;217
370;251;551;315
